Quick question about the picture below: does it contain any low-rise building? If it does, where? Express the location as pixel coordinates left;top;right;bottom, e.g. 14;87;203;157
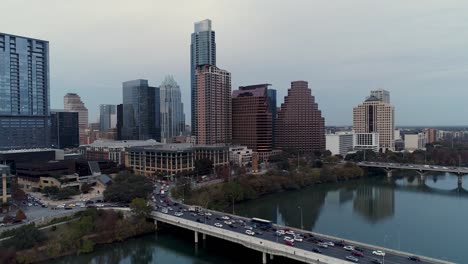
326;132;354;156
353;132;379;152
80;140;161;165
0;149;64;174
127;144;229;176
229;146;253;167
404;133;426;151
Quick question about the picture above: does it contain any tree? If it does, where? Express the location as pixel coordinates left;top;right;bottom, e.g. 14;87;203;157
223;181;244;214
194;158;214;176
79;238;95;254
56;187;80;200
130;198;151;219
11;183;27;203
104;172;153;203
8;224;45;250
42;186;59;197
15;209;26;222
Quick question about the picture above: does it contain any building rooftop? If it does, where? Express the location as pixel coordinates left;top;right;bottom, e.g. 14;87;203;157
0;148;57;154
129;143;228;152
97;174;112;185
83;140;161;148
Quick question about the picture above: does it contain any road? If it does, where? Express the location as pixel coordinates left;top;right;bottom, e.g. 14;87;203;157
357;161;468;174
152;184;440;264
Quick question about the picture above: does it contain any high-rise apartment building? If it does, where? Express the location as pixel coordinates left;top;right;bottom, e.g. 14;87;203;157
122;79;160;141
232;84;273;153
353;93;395;151
0;33;50;150
267;89;277;148
99;104;117;131
370;89;390;104
424;128;437;144
64;93;88;145
191;19;216;132
50;110;79;149
194;65;231;145
276;81;325;153
160;76;185;143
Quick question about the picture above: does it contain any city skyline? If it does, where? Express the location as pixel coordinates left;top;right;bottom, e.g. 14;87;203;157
2;1;468;126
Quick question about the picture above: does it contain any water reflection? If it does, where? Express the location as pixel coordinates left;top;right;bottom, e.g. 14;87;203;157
353;186;394;222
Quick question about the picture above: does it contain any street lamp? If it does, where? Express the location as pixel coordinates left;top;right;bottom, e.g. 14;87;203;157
298;206;304;230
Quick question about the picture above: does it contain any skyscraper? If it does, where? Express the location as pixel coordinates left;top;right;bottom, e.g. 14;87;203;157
370;89;390;104
232;84;273;153
191;19;216;132
0;33;50;150
50;110;79;149
99;104;117;131
116;104;123;140
122;79;160;141
276;81;325;153
353;91;395;151
267;89;277;148
64;93;88;145
160;76;185;143
194;65;231;145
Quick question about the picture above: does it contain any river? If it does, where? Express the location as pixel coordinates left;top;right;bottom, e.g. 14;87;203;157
53;172;467;263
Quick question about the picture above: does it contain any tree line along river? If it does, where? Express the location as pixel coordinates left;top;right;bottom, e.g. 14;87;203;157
53;172;467;263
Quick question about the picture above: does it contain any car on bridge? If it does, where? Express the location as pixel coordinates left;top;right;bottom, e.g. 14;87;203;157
245;230;255;236
344;245;354;251
345;255;359;262
214;223;223;228
372;250;386;256
408;256;421;261
370;259;383;264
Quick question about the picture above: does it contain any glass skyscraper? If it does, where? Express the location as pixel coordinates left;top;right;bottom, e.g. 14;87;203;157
99;104;117;131
122;79;160;141
160;75;185;143
191;19;216;131
0;33;50;150
50;110;79;149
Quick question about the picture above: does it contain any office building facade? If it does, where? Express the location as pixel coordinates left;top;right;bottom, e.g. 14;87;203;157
50;110;79;149
64;93;88;145
116;104;123;140
194;65;231;145
122;79;160;141
276;81;325;153
232;84;273;153
267;89;277;148
0;33;50;150
370;89;390;104
99;104;117;132
191;19;216;132
353;93;395;151
353;132;380;152
160;76;185;143
326;132;354;156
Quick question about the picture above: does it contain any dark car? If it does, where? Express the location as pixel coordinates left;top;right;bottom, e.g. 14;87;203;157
408;256;421;261
354;246;364;252
352;250;364;257
312;248;322;254
196;218;203;223
229;224;236;228
371;259;383;264
335;240;346;247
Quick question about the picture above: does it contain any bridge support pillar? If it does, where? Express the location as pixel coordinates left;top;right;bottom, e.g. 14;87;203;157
194;231;198;243
262;252;267;264
385;169;393;178
154;220;158;231
458;175;462;188
269;254;274;260
202;233;206;240
416;171;426;182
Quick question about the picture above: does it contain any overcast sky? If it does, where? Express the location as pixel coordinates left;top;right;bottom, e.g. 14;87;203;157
2;0;468;126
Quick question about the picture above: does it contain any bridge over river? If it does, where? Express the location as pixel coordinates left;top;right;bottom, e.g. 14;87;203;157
150;192;453;264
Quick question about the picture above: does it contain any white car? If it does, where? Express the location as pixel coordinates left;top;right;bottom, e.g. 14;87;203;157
96;203;104;207
221;216;230;220
214;223;223;228
372;250;386;256
245;230;255;236
283;236;295;243
344;245;355;251
224;221;233;225
244;225;253;230
205;212;212;216
285;230;295;235
325;241;335;247
293;236;303;242
174;212;183;217
317;242;328;248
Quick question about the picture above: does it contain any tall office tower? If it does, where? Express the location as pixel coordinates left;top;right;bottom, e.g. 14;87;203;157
99;104;117;131
194;65;231;145
353;92;395;152
64;93;88;145
116;104;123;140
160;75;185;143
50;110;79;149
370;89;390;104
276;81;325;153
191;19;216;133
267;89;277;148
232;84;273;153
0;33;50;150
122;79;160;141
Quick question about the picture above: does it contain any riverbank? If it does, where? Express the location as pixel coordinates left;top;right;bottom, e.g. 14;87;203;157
0;209;155;264
175;163;364;211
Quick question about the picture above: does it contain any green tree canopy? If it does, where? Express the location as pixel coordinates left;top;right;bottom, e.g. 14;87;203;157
104;171;153;203
130;198;151;219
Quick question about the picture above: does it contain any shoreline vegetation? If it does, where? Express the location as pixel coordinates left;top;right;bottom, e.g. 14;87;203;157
173;162;364;211
0;209;155;264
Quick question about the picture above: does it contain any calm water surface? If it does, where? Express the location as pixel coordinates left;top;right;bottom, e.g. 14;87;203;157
54;172;467;263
